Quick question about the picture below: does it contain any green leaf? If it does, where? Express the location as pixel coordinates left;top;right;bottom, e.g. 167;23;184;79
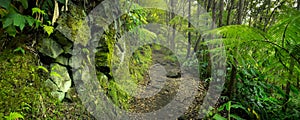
50;71;62;78
5;25;17;37
25;16;35;26
2;16;13;28
0;0;11;9
5;112;24;120
290;85;300;95
0;8;8;17
17;0;28;9
231;104;247;112
13;14;26;30
213;114;227;120
35;20;42;28
13;47;25;54
37;66;49;73
226;101;231;111
43;25;54;36
32;7;46;15
218;103;226;111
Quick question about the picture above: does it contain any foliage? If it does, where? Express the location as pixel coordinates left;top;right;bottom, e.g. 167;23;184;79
122;9;148;30
0;0;36;36
0;0;58;37
1;0;300;119
0;50;94;119
129;45;153;85
204;5;300;120
13;46;25;54
4;112;24;120
43;25;54;36
208;101;248;120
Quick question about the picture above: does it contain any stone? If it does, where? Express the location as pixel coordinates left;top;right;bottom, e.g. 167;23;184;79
166;69;181;78
69;55;83;69
65;88;79;102
54;31;73;46
44;79;59;91
56;4;90;46
50;63;72;93
63;43;73;55
38;38;64;59
55;56;69;66
51;91;65;102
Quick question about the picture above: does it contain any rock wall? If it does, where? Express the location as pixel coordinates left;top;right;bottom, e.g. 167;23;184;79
37;3;115;102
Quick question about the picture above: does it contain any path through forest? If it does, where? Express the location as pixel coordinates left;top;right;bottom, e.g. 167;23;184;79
128;45;207;119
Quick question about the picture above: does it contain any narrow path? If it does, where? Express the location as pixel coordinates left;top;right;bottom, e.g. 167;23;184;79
128;46;207;119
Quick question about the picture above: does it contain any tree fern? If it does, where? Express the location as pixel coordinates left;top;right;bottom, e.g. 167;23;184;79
205;9;300;85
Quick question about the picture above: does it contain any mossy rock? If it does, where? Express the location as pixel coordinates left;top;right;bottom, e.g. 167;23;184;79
0;50;95;119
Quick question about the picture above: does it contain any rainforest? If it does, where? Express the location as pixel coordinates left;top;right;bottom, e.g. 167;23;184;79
0;0;300;119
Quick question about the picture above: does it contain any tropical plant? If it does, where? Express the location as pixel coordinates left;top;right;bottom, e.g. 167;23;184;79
204;4;300;119
0;0;36;37
4;112;24;120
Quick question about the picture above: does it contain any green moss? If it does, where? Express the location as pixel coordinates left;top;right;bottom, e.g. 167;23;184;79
57;3;89;46
129;45;153;84
0;50;50;118
163;55;177;63
0;50;94;119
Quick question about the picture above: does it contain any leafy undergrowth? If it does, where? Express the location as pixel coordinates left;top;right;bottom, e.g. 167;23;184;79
0;50;94;119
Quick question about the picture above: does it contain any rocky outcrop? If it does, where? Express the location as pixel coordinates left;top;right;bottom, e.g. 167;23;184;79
37;3;114;102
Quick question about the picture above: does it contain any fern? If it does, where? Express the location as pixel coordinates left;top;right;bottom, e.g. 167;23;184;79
4;112;24;120
205;9;300;86
43;25;54;36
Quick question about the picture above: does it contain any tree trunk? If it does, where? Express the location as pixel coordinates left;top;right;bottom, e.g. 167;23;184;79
283;59;295;112
228;58;237;99
298;0;300;10
193;0;201;55
204;0;207;11
219;0;224;27
186;0;192;59
207;0;212;12
227;0;235;25
237;0;244;24
212;0;216;28
227;0;244;99
169;0;176;50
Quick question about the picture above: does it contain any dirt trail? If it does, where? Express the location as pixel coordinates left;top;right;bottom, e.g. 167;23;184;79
128;46;207;119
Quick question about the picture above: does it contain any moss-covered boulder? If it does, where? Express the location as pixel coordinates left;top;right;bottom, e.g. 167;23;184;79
0;50;95;119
